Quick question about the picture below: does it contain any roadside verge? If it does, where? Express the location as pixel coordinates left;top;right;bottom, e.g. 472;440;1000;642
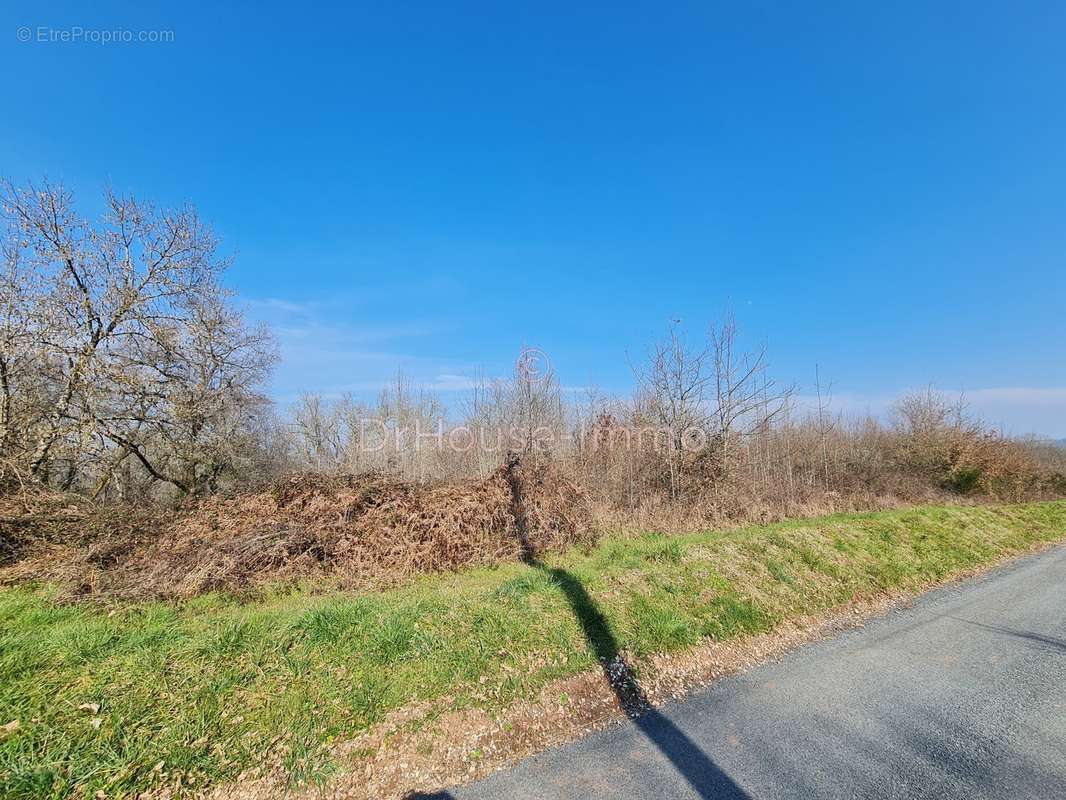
1;501;1064;799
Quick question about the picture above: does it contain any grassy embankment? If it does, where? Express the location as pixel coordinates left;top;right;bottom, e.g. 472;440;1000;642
2;501;1065;798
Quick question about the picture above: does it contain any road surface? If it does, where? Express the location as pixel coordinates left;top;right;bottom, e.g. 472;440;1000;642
428;545;1066;799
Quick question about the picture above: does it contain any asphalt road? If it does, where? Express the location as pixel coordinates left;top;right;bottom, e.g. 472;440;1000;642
429;546;1066;799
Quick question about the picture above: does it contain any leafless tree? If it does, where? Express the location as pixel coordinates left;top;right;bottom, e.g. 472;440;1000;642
634;322;712;498
709;313;792;473
291;394;344;470
814;364;834;491
1;180;277;497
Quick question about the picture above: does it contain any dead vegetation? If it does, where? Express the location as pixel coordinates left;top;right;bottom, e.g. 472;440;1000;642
0;479;160;570
0;455;594;600
2;180;1064;604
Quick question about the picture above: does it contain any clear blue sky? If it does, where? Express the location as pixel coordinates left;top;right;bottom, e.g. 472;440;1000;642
4;2;1065;435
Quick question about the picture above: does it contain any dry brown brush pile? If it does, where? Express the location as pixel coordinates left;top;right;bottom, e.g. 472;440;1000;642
0;481;162;577
0;456;594;600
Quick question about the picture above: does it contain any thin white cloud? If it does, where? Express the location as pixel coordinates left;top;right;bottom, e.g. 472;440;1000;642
792;386;1066;439
245;297;1066;438
426;374;479;391
245;296;478;401
790;391;896;417
963;387;1066;407
962;387;1066;438
243;297;313;314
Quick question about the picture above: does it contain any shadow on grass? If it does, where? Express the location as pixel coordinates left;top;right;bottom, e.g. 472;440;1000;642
407;460;750;799
521;560;750;799
506;457;750;799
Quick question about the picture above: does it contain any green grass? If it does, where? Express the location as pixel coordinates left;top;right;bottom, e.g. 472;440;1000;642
1;501;1064;798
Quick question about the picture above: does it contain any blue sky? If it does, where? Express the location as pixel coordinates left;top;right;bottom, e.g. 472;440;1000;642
3;2;1065;435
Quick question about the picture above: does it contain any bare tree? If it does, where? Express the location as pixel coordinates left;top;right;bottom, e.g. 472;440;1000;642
814;364;834;491
0;238;45;457
709;313;791;477
291;394;344;471
1;180;276;496
635;322;712;498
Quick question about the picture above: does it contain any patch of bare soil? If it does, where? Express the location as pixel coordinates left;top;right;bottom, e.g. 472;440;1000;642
0;456;594;600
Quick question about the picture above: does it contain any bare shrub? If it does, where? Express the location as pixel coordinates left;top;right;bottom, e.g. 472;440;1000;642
887;389;1041;498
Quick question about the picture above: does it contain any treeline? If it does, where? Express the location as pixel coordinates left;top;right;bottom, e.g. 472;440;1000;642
287;352;1066;526
3;182;1064;522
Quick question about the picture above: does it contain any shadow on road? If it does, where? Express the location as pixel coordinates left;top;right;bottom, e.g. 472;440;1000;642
524;561;750;799
950;616;1066;653
407;459;750;799
505;457;750;799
